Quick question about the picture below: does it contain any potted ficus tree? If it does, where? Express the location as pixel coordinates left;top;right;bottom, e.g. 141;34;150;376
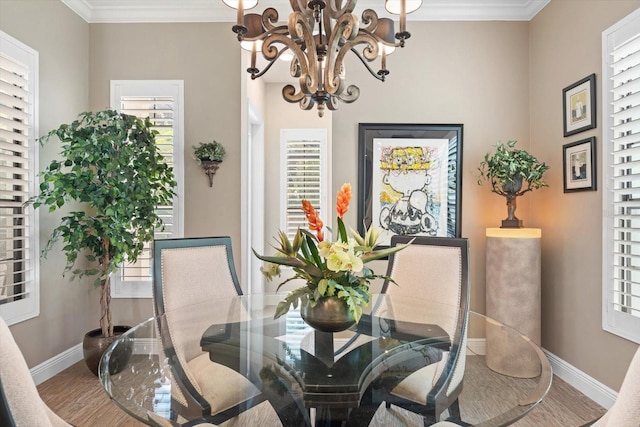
477;140;549;228
30;110;177;374
193;141;226;187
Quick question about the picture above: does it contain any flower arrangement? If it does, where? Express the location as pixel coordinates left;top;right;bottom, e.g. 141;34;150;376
254;183;411;322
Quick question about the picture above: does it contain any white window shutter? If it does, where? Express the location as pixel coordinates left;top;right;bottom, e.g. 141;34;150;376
279;129;330;341
110;81;184;298
0;31;39;325
602;9;640;344
280;129;329;240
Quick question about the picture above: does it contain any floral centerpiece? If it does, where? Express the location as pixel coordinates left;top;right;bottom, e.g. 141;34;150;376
254;183;411;326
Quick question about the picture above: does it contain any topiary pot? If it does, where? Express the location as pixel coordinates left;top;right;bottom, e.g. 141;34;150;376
82;326;132;376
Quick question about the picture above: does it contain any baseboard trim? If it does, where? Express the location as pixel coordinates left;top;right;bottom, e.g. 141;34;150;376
544;350;617;409
30;343;83;386
467;338;486;355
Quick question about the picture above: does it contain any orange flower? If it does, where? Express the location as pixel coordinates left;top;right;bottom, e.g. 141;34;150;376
302;199;324;242
336;183;352;219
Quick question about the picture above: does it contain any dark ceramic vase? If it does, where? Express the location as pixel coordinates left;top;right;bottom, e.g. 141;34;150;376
82;325;132;377
300;296;356;333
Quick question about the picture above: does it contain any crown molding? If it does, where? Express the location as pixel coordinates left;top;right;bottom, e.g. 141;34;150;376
61;0;551;24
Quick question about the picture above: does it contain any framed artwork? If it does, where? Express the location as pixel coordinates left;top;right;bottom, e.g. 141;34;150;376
563;137;596;192
563;73;596;137
357;123;463;248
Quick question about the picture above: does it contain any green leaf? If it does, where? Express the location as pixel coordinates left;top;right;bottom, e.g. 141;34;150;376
337;217;348;243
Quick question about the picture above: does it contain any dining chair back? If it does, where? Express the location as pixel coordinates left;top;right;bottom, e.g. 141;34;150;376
380;235;470;424
589;345;640;427
0;316;73;427
152;237;273;423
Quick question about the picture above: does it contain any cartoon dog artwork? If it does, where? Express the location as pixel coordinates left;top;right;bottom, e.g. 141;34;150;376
378;145;440;236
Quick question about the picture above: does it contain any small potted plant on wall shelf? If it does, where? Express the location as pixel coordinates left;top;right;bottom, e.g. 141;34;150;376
193;141;226;187
477;140;549;228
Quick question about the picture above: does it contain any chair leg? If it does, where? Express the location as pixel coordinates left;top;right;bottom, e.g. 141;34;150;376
447;399;461;421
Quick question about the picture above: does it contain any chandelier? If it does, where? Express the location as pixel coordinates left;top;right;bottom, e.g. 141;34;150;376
223;1;422;117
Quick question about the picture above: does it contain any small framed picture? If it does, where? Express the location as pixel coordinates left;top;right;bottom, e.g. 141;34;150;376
563;73;596;137
563;137;596;192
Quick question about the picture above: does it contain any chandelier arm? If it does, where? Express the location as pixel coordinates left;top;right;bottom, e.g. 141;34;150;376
337;85;360;103
299;96;315;111
249;47;293;80
327;95;340;111
282;84;307;103
290;0;313;17
261;8;284;32
287;11;319;96
326;0;357;19
262;35;309;84
324;12;360;96
348;47;385;82
359;9;379;33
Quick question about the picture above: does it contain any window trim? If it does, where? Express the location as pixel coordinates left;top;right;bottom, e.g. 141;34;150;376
602;8;640;344
109;80;184;299
0;30;40;325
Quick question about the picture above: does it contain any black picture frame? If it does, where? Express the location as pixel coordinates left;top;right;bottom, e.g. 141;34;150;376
563;73;596;137
563;137;596;192
357;123;463;247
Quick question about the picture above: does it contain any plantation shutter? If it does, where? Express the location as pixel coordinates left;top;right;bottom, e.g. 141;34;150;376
0;30;39;324
603;9;640;343
110;80;184;298
119;96;175;283
280;129;330;342
280;129;329;240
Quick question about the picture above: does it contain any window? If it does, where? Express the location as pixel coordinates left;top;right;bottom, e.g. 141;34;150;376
110;81;184;298
280;129;330;239
602;9;640;344
0;31;39;325
280;128;330;344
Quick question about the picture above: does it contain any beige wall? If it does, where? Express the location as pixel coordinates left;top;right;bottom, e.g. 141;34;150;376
530;0;640;390
262;83;333;293
333;21;532;313
0;0;92;367
89;22;243;325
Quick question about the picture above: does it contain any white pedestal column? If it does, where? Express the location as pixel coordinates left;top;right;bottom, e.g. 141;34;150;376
485;228;541;378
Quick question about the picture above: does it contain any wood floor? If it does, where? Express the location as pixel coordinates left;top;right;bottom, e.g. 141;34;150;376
37;361;607;427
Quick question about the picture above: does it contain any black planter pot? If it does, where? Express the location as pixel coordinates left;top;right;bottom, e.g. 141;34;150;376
82;325;132;376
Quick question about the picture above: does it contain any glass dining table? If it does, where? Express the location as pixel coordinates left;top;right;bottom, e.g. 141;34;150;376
99;293;552;427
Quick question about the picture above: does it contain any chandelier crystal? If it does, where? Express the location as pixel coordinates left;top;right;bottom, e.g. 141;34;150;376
224;1;422;117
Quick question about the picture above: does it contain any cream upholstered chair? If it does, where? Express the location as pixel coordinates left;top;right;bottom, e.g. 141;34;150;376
378;235;470;425
152;237;283;425
586;346;640;427
0;316;73;427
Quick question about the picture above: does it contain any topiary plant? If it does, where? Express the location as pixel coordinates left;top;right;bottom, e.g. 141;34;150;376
30;110;177;338
477;140;549;227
